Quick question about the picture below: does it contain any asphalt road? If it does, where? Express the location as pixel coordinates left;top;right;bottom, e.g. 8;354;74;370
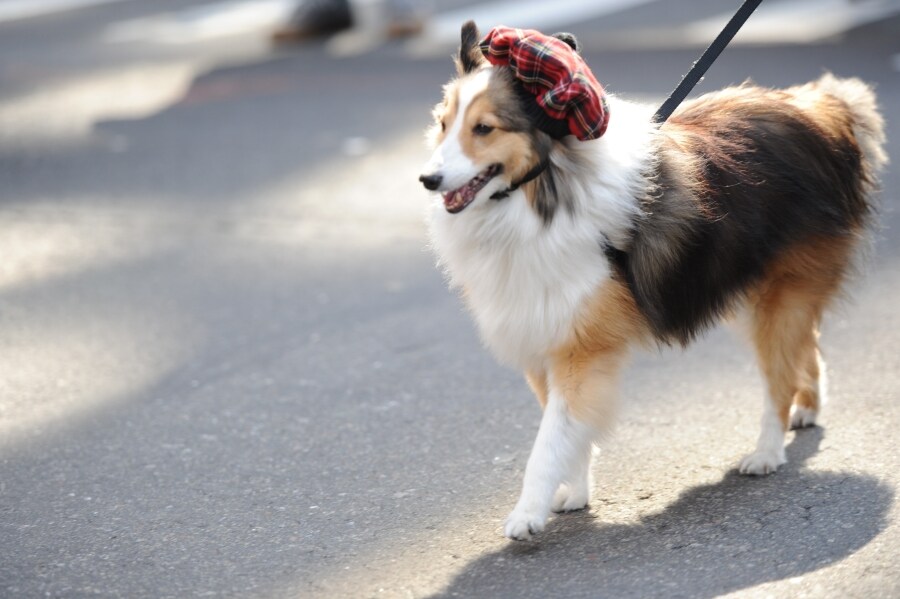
1;1;900;598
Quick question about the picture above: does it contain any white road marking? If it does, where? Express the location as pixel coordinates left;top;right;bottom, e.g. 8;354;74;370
0;0;130;23
409;0;657;54
580;0;900;49
104;0;295;44
91;0;900;53
686;0;900;46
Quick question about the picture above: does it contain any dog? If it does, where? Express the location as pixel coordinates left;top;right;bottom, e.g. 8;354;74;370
419;21;887;541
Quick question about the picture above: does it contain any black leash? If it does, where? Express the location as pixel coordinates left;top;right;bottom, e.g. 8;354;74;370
490;158;550;200
652;0;763;124
492;0;762;200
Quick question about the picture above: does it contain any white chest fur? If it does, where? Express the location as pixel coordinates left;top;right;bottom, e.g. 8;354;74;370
426;98;656;371
429;191;612;370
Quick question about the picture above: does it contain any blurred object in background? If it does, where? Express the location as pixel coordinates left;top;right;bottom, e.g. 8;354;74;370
272;0;427;44
271;0;351;41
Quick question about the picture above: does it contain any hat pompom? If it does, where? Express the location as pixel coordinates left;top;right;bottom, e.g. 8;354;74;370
478;26;609;141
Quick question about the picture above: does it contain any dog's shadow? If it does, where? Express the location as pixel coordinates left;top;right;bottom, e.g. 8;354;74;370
430;428;893;598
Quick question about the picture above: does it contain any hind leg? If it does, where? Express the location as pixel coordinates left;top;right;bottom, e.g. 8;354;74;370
740;287;821;475
740;236;852;474
791;344;827;429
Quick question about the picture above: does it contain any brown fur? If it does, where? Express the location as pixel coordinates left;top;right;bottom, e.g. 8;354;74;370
525;370;549;409
549;280;648;430
461;92;539;182
614;77;883;346
541;77;886;436
553;224;859;433
748;233;858;426
668;82;873;230
436;59;886;449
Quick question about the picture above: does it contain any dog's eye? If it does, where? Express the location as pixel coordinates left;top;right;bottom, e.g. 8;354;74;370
441;120;446;132
473;123;494;136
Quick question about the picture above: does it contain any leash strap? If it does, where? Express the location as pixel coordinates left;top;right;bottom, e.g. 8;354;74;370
490;157;550;200
652;0;763;124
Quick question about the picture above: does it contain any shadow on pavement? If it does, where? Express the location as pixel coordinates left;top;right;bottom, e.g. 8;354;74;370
430;428;893;599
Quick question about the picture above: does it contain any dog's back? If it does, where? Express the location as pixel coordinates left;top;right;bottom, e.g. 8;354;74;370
617;74;888;346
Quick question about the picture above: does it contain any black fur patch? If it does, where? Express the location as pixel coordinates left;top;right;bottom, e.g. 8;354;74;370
531;141;583;225
620;87;873;345
551;32;579;53
457;21;484;75
486;69;534;131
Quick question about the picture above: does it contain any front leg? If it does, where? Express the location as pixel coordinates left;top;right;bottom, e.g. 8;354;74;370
526;369;592;512
504;389;596;540
506;282;636;540
551;447;593;513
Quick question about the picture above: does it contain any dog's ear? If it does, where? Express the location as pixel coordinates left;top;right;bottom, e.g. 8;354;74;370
552;32;580;54
456;20;484;75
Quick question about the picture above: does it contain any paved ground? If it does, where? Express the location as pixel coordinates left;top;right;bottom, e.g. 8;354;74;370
1;1;899;597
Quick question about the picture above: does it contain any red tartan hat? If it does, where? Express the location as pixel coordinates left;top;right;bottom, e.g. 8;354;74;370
478;26;610;141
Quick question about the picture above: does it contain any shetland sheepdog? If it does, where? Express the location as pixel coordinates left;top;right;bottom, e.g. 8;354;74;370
419;22;887;540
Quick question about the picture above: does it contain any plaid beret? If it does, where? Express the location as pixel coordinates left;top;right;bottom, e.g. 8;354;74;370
478;26;610;141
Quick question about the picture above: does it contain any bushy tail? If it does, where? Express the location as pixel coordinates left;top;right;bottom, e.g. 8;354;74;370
815;73;889;186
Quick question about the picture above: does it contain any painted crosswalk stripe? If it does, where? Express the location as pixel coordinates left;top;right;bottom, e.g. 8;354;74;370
104;0;296;44
0;0;130;23
686;0;900;46
578;0;900;49
414;0;658;51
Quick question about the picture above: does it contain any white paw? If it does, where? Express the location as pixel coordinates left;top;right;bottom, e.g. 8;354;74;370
790;405;818;429
739;449;786;476
551;483;589;513
504;506;547;541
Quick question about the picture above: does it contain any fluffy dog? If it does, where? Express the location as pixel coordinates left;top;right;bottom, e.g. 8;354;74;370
420;22;887;540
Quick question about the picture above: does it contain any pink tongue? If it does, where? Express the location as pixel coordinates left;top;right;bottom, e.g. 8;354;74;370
443;185;474;208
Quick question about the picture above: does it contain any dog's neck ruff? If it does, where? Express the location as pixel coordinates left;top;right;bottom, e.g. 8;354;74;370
489;158;551;200
427;96;656;370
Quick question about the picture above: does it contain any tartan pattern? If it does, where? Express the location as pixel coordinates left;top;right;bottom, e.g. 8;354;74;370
478;26;610;141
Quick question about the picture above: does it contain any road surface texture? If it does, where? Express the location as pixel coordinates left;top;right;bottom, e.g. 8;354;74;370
1;1;899;597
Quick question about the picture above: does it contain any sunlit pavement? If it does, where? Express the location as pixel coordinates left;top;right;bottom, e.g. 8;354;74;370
1;1;900;597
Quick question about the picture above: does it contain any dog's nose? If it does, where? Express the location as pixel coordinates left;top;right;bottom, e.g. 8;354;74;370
419;173;443;191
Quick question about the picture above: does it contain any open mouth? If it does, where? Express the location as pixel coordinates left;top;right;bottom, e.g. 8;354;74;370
442;164;502;213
